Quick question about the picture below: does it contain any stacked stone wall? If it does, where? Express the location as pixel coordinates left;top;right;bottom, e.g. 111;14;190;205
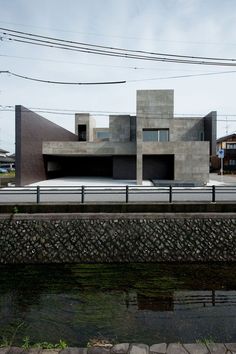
0;213;235;263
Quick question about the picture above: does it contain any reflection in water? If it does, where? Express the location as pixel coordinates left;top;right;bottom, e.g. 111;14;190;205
0;263;236;346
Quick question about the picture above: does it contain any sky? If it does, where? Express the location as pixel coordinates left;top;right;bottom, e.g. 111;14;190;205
1;0;236;153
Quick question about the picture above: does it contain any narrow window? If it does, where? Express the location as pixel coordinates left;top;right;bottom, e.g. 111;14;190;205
78;124;87;141
229;159;236;166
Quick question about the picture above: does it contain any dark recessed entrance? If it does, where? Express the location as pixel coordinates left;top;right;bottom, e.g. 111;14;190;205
45;156;113;179
143;155;174;180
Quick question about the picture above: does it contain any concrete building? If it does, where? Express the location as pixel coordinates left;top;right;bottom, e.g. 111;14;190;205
15;89;216;186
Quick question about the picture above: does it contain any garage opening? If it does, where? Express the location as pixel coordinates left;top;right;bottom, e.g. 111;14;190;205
113;155;136;179
45;156;113;179
143;155;174;180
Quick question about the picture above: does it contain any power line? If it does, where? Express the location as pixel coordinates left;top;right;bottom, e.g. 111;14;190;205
1;69;236;86
4;36;236;67
0;71;126;85
1;105;236;120
2;27;236;66
129;70;236;82
2;27;236;61
0;54;218;72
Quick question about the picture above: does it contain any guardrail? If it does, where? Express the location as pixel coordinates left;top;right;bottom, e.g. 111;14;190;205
0;185;236;203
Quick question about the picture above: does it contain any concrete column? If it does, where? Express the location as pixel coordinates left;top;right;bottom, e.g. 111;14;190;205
136;119;143;185
136;90;174;185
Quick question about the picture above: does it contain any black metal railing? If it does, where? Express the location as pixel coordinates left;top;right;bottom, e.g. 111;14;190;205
0;185;236;204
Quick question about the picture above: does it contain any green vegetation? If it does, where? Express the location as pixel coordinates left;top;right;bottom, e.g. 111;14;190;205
196;337;215;345
13;206;19;214
0;322;24;348
0;322;68;349
0;171;15;178
23;338;68;350
1;335;68;349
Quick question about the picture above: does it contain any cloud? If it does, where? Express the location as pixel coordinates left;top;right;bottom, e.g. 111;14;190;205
1;0;236;152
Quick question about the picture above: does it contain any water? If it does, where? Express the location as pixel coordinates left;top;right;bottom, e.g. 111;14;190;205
0;263;236;346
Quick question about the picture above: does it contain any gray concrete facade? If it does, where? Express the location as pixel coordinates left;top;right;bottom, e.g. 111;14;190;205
16;90;216;185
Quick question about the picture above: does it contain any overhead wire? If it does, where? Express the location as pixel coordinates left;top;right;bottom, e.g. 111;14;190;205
1;105;236;121
1;27;236;61
1;69;236;86
128;70;236;82
1;54;220;72
0;70;126;85
3;36;236;66
1;27;236;66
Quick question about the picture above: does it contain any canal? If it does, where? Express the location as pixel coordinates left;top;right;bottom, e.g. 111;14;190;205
0;263;236;346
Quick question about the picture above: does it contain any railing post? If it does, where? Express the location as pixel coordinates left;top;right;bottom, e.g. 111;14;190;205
126;185;129;203
81;185;85;203
212;185;216;203
169;185;172;203
36;186;40;204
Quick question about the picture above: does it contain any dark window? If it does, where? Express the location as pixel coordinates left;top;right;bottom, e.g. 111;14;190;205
200;132;204;141
229;159;236;166
78;124;87;141
143;129;169;142
227;143;236;149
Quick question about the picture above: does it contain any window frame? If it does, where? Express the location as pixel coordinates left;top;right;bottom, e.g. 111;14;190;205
143;128;169;142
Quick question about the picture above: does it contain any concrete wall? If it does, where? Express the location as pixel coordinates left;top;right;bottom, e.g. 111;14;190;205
137;90;174;119
204;111;217;155
0;213;236;263
170;118;204;141
135;90;210;184
43;141;136;155
142;141;209;183
109;115;131;142
15;106;78;186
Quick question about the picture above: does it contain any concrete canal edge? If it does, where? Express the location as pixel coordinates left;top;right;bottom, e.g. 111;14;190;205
0;202;236;263
1;343;236;354
1;202;236;213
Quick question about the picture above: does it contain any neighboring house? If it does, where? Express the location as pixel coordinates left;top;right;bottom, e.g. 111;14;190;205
0;148;15;170
15;89;216;186
214;133;236;172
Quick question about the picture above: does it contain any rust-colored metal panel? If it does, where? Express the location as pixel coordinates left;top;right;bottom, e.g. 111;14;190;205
15;106;77;186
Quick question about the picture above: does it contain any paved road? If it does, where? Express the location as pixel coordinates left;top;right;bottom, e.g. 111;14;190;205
0;186;236;203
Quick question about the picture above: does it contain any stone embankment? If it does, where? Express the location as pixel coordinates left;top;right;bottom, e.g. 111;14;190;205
1;213;236;263
1;343;236;354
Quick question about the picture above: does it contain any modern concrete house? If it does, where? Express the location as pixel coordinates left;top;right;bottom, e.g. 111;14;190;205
15;89;216;186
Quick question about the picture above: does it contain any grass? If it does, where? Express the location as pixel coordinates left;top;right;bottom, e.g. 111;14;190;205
0;171;15;178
